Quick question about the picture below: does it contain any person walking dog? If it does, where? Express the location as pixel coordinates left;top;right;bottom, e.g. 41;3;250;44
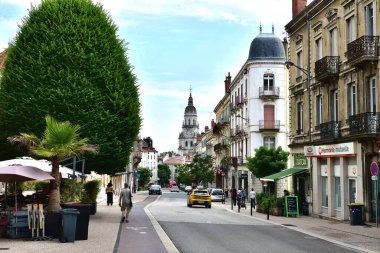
119;183;133;223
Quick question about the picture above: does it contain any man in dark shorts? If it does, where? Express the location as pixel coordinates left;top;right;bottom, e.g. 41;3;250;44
119;183;133;223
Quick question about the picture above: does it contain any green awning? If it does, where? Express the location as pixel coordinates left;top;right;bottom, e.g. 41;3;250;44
260;167;308;182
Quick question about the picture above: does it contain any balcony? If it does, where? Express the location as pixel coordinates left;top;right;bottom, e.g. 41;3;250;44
296;129;303;135
347;36;379;66
348;112;380;135
212;123;222;135
315;56;339;82
296;75;303;83
319;121;341;140
236;96;243;108
259;120;280;132
259;87;280;99
230;128;235;137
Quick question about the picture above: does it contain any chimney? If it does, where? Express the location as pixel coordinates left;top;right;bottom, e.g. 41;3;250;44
292;0;307;18
225;72;231;94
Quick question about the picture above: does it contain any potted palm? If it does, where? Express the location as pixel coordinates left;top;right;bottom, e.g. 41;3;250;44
82;180;101;215
9;115;97;237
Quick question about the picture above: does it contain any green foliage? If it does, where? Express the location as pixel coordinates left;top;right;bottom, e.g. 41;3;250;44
82;180;100;203
189;155;214;185
157;164;171;186
246;146;289;178
60;179;83;203
137;167;152;187
0;0;141;174
176;164;192;186
34;181;50;193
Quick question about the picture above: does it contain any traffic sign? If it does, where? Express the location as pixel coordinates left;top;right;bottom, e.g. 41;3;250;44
370;162;379;176
136;171;141;179
372;176;378;181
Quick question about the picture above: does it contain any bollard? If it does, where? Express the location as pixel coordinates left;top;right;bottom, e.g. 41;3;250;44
251;201;253;216
231;197;233;210
267;201;270;220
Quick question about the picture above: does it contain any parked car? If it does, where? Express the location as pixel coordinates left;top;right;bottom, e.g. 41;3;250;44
170;186;180;192
148;185;162;195
187;189;211;208
185;186;193;195
210;188;224;202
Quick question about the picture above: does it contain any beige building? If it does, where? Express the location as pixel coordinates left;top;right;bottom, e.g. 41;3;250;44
286;0;379;222
212;73;231;190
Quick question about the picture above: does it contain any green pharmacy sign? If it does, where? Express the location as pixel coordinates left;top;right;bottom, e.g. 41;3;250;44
293;154;308;167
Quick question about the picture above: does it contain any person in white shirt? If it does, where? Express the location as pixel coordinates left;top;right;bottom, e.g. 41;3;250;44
249;188;256;210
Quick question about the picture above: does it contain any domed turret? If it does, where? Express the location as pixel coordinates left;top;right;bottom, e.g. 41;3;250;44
184;93;197;114
248;33;285;61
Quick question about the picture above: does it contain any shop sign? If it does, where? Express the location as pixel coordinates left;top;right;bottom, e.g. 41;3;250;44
293;153;308;167
348;165;357;177
304;142;355;157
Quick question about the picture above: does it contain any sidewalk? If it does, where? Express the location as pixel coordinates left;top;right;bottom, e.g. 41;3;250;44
0;189;148;253
214;197;380;253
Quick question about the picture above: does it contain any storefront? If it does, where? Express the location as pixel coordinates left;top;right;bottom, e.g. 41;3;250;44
305;142;362;220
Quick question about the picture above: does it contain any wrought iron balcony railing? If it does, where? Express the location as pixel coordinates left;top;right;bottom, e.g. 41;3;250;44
296;75;303;83
347;35;379;65
259;87;280;99
230;157;237;167
348;112;380;135
319;121;341;140
315;56;339;82
238;156;244;165
259;120;280;131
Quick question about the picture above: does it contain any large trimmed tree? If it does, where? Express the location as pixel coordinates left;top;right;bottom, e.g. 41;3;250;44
0;0;141;174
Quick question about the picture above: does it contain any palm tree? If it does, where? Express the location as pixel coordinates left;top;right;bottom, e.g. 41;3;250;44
8;115;97;212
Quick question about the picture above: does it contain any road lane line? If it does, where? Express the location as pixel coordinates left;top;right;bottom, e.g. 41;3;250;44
144;196;180;253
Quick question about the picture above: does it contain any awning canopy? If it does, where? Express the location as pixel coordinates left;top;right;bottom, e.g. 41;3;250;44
260;167;308;182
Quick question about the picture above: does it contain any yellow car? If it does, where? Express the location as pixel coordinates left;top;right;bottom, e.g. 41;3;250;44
187;189;212;208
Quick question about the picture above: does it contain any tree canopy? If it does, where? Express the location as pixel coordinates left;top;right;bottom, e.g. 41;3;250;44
157;164;171;186
176;155;214;186
0;0;141;175
246;146;289;178
137;167;152;187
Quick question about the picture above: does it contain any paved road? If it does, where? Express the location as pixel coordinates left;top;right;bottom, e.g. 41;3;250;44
115;195;167;253
149;192;362;253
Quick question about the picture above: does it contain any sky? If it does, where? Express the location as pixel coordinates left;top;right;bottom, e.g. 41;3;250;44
0;0;309;153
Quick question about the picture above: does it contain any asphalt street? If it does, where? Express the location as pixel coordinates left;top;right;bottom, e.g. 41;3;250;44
149;192;362;253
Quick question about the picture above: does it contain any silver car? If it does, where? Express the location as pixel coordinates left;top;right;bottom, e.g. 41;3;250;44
210;188;224;202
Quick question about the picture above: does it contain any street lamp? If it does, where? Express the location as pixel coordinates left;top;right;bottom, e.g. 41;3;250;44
236;114;249;124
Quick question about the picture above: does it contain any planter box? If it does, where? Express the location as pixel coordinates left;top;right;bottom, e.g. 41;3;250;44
45;212;62;238
89;203;96;215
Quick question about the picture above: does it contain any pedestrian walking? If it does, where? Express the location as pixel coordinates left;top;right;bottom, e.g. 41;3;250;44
249;188;256;210
119;183;133;223
224;187;228;198
231;188;237;206
106;182;115;206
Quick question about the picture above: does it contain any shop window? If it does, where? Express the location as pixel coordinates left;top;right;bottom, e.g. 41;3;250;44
335;177;341;210
322;176;328;207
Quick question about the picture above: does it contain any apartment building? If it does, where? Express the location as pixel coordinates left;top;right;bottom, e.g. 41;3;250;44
286;0;379;222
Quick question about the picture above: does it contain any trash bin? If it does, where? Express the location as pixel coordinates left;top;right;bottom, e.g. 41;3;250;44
61;202;91;240
348;203;364;225
60;208;80;243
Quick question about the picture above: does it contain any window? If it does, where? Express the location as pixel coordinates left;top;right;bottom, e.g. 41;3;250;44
315;38;322;60
263;136;275;148
263;74;274;91
316;95;323;126
297;102;304;133
329;28;338;56
335;177;341;209
365;2;374;36
190;141;193;147
368;77;377;112
346;16;355;43
296;51;303;77
349;179;357;203
347;83;357;117
193;119;196;125
185;141;188;147
330;90;339;121
245;79;247;97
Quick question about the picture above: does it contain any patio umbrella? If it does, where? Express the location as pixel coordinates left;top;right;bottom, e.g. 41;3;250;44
0;164;54;209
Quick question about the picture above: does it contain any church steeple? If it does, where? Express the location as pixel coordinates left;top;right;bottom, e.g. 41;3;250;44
188;92;193;106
